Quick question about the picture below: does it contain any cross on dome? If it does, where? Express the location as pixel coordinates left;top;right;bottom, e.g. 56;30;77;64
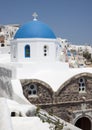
32;12;38;21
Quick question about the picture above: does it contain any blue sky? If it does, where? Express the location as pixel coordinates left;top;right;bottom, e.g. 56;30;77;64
0;0;92;44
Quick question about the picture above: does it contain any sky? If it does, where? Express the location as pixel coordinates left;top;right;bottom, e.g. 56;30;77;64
0;0;92;45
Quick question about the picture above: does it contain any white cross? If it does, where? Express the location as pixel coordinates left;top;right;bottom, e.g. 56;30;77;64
32;12;38;21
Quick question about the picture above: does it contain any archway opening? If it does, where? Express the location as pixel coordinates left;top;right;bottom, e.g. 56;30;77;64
75;117;91;130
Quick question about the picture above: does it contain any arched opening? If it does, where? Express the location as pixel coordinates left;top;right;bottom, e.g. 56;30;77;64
75;117;91;130
25;45;30;58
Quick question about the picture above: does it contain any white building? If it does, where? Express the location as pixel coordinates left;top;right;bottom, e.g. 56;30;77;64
0;15;81;130
10;16;92;130
0;24;19;45
1;12;92;130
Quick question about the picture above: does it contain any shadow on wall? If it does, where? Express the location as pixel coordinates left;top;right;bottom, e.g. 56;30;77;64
0;67;13;99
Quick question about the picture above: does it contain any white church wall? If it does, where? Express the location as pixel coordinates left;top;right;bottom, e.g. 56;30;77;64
36;41;56;62
11;38;57;62
11;41;18;62
17;41;31;62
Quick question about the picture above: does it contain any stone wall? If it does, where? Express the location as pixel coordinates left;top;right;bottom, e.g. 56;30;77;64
21;73;92;123
21;79;53;104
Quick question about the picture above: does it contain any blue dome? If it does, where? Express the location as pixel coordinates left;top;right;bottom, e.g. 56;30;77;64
14;20;56;39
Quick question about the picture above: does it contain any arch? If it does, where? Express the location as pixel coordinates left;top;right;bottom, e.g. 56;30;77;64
20;79;54;104
21;79;53;94
75;116;91;130
56;72;92;95
25;45;30;58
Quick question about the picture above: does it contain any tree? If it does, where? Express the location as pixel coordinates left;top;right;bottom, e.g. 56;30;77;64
83;51;91;61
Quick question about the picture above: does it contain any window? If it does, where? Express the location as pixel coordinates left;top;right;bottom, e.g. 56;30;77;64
28;84;37;96
43;45;48;56
25;45;30;58
1;43;5;47
11;112;16;117
78;78;86;93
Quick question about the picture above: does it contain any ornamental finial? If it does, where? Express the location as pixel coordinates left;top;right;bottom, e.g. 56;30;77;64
32;12;38;21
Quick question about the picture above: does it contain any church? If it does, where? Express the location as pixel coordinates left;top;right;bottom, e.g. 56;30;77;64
0;13;92;130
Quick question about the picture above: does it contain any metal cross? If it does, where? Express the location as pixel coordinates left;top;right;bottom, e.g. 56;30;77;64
32;12;38;21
